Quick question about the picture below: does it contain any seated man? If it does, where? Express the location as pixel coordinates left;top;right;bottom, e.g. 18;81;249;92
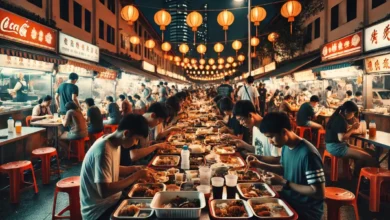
249;112;325;220
296;95;323;130
222;100;280;161
80;114;153;220
104;96;121;125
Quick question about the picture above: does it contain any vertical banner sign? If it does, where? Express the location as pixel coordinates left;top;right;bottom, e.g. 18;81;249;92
364;19;390;52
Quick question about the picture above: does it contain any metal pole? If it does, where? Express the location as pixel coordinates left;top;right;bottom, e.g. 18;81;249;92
248;0;252;76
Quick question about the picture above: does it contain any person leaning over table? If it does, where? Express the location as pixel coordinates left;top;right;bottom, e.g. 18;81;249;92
80;114;154;220
119;94;132;116
221;100;281;161
84;98;104;134
104;96;121;125
127;95;136;108
134;94;146;112
325;101;377;176
59;102;88;147
296;95;324;130
31;95;53;121
248;112;325;220
55;72;80;115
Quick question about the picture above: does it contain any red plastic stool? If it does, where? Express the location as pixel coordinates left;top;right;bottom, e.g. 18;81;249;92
89;131;104;145
325;187;359;220
322;150;352;182
0;161;38;203
316;129;326;149
31;147;60;184
68;137;89;162
296;126;312;141
356;167;390;212
104;124;118;134
52;176;81;220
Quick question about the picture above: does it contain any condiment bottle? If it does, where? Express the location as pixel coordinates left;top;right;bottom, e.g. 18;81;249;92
7;117;14;133
181;145;190;170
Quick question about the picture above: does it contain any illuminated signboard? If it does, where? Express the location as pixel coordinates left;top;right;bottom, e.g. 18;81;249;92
321;32;362;61
59;32;99;62
0;54;54;71
365;54;390;74
142;61;155;72
364;19;390;52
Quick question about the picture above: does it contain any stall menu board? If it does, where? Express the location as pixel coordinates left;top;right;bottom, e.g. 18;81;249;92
0;8;57;52
252;67;265;76
364;19;390;52
142;61;155;73
97;71;117;80
59;32;99;62
321;32;362;61
365;54;390;74
294;70;316;82
0;54;54;71
264;61;276;72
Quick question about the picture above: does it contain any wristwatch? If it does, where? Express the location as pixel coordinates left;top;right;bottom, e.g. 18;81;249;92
283;180;291;190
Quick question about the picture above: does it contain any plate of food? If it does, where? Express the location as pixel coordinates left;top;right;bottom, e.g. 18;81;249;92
213;145;235;155
151;155;180;167
190;156;205;168
153;171;169;183
248;198;294;218
196;127;214;135
158;148;182;155
112;199;153;219
128;183;166;198
237;183;276;199
204;135;221;145
188;144;206;154
185;170;200;180
210;199;253;219
229;170;261;182
219;155;246;168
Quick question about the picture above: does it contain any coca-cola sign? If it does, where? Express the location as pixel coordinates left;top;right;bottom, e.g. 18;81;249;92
0;8;57;51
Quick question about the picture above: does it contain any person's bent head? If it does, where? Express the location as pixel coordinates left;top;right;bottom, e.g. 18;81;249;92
355;91;362;100
128;96;134;102
166;96;181;114
219;97;234;116
259;112;292;148
65;102;78;111
246;76;254;84
84;98;95;107
106;96;114;103
284;95;293;101
164;82;168;86
335;101;358;120
134;94;141;100
309;95;320;107
39;95;52;107
117;114;149;148
69;72;79;84
141;83;146;88
144;102;169;128
285;86;290;90
346;90;353;97
326;86;332;91
119;94;126;101
233;100;258;128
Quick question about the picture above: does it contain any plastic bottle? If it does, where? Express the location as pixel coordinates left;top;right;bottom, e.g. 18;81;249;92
369;120;376;138
7;117;14;133
181;145;190;170
360;120;367;135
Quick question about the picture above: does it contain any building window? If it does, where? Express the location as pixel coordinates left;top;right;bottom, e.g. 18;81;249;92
99;20;104;40
108;0;115;14
304;23;312;44
331;4;339;30
27;0;42;8
347;0;357;22
60;0;69;22
314;18;320;39
73;1;82;28
372;0;386;9
85;9;91;33
107;25;115;45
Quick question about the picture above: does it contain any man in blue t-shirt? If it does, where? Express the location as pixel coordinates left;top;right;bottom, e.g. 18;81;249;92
249;112;325;220
296;95;324;130
217;76;234;101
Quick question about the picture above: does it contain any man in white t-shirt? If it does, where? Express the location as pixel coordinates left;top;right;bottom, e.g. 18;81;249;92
237;76;260;110
80;114;153;220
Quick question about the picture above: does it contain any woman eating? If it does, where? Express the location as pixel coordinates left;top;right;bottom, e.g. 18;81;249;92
85;98;104;135
31;95;53;121
60;102;88;141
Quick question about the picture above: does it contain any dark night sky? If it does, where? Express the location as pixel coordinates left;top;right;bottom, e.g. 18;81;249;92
134;0;280;58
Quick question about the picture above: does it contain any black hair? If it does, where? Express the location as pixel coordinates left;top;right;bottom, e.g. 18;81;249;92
172;85;176;88
346;90;353;96
128;96;134;102
157;85;160;88
141;83;146;87
147;102;169;119
219;97;234;112
84;98;95;106
246;76;254;84
65;102;78;111
326;86;332;91
327;101;359;130
233;100;256;117
106;96;114;102
213;95;223;104
355;91;362;97
119;94;126;100
175;92;187;101
38;95;52;104
159;81;164;85
118;114;149;138
285;86;290;90
134;94;141;100
310;95;320;102
224;76;230;81
166;96;181;113
302;88;307;92
69;72;79;81
284;95;293;100
260;112;292;133
164;82;168;85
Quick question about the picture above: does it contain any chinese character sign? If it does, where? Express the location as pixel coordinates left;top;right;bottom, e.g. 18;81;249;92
0;8;57;51
59;32;99;62
365;54;390;74
364;19;390;52
321;32;362;61
97;71;117;80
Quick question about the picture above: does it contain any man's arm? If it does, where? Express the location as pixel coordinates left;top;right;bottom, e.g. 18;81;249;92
251;154;281;164
55;93;60;110
129;145;158;162
72;94;80;108
250;160;284;175
96;171;143;199
288;182;325;200
119;166;143;177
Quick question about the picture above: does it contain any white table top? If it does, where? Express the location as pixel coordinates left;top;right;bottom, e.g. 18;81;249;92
0;127;46;146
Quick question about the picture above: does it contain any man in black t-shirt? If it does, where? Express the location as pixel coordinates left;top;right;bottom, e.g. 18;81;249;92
55;73;80;115
258;83;267;116
217;76;234;101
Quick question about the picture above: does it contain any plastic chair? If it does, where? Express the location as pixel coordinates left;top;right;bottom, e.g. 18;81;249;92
356;167;390;212
68;137;89;162
322;150;352;182
52;176;81;220
26;116;32;127
89;131;104;145
104;124;118;134
31;147;60;184
325;187;359;220
296;126;312;141
316;129;326;149
0;160;38;203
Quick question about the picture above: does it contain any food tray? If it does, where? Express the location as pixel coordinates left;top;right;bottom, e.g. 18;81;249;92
180;182;200;191
209;199;254;219
150;191;206;219
157;148;182;155
232;170;262;183
151;155;180;167
237;183;276;199
111;199;153;219
188;144;206;154
213;145;236;155
248;198;294;219
128;183;166;198
190;155;205;169
219;155;246;168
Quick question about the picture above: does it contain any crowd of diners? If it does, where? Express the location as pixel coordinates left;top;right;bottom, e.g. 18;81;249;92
29;73;378;220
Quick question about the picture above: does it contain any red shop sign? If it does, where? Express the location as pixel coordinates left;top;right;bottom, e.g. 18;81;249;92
321;31;362;61
97;71;117;80
0;8;57;52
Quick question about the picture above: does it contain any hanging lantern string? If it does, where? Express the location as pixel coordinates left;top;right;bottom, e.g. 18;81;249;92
166;32;269;45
